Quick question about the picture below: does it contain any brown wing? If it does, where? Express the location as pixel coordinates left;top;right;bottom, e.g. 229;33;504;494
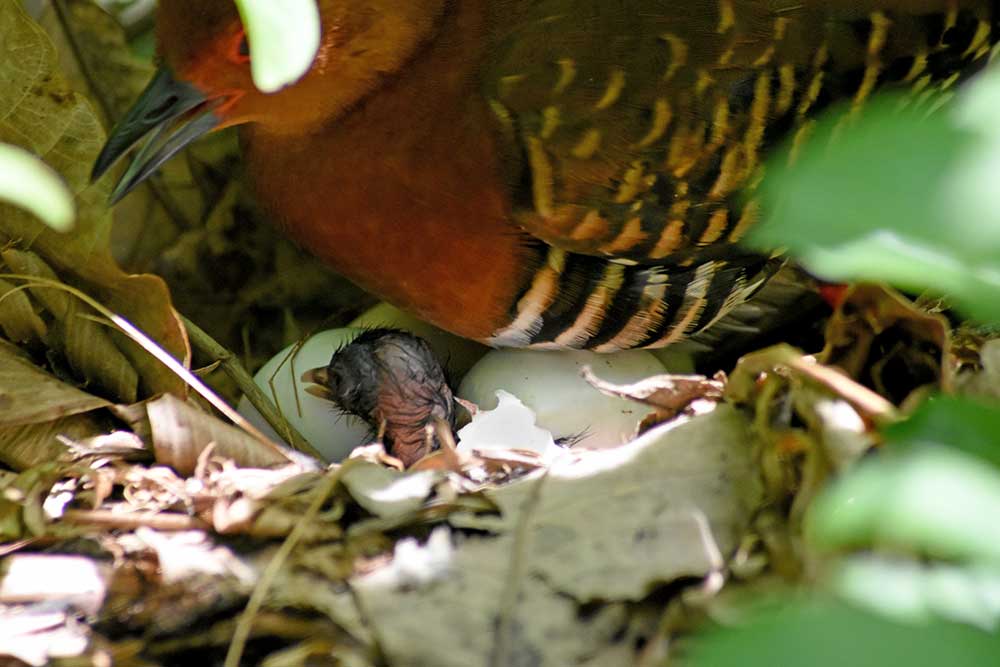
482;0;995;265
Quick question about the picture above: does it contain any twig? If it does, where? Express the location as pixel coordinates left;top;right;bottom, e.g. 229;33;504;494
784;355;897;421
62;509;210;532
224;469;340;667
181;316;322;460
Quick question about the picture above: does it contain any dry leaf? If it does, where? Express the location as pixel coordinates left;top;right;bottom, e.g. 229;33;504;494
146;394;291;474
821;284;951;401
582;365;725;426
0;278;47;344
0;0;189;397
353;406;762;666
0;342;109;428
0;601;92;666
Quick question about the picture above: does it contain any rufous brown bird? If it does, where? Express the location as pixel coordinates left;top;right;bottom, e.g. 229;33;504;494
93;1;997;351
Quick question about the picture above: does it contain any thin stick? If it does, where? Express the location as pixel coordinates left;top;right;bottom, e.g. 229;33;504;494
62;508;210;532
224;469;340;667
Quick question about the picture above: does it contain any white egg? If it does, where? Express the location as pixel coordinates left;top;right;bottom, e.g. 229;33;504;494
457;349;668;449
349;303;489;380
237;328;370;462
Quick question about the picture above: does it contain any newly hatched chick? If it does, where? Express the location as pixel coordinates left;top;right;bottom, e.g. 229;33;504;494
302;329;455;466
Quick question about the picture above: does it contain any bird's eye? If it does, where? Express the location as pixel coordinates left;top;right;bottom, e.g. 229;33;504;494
228;29;250;65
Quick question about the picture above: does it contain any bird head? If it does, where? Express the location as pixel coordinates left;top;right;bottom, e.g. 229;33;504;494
92;0;446;202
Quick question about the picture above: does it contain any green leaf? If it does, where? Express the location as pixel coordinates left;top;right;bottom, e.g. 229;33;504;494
0;143;74;232
884;395;1000;470
749;76;1000;322
233;0;320;93
807;445;1000;563
687;597;1000;667
833;556;1000;631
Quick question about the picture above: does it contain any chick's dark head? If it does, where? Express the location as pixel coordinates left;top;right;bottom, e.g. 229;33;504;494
303;329;455;466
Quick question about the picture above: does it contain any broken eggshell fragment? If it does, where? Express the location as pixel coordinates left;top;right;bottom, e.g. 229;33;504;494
456;390;560;459
458;349;668;449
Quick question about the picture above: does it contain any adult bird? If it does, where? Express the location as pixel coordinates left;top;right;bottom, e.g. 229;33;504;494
93;1;997;351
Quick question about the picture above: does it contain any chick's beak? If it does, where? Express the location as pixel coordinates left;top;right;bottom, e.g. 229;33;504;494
91;67;222;203
302;367;335;401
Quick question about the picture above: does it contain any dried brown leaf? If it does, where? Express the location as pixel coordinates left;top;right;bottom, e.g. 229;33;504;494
146;394;291;475
727;343;897;423
821;284;951;401
0;1;188;397
0;413;103;471
0;278;46;344
582;365;724;426
0;342;109;428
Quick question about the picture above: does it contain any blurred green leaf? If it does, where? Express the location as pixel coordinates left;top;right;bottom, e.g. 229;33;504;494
687;598;1000;667
807;445;1000;563
750;73;1000;322
884;395;1000;469
233;0;320;93
0;143;74;232
834;556;1000;632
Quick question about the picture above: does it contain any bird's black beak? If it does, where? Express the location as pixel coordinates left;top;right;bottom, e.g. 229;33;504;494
91;67;221;203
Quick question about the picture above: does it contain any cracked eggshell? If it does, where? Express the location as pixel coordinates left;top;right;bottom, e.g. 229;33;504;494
457;349;667;449
237;328;370;462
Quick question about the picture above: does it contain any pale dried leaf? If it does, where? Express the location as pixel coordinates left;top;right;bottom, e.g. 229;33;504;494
353;407;762;666
59;429;147;458
581;365;725;423
147;394;290;474
0;413;103;471
134;527;256;586
0;554;108;616
0;602;91;666
479;405;759;601
353;532;632;667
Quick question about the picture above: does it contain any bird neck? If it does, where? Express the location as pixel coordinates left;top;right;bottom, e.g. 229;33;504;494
241;0;534;340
